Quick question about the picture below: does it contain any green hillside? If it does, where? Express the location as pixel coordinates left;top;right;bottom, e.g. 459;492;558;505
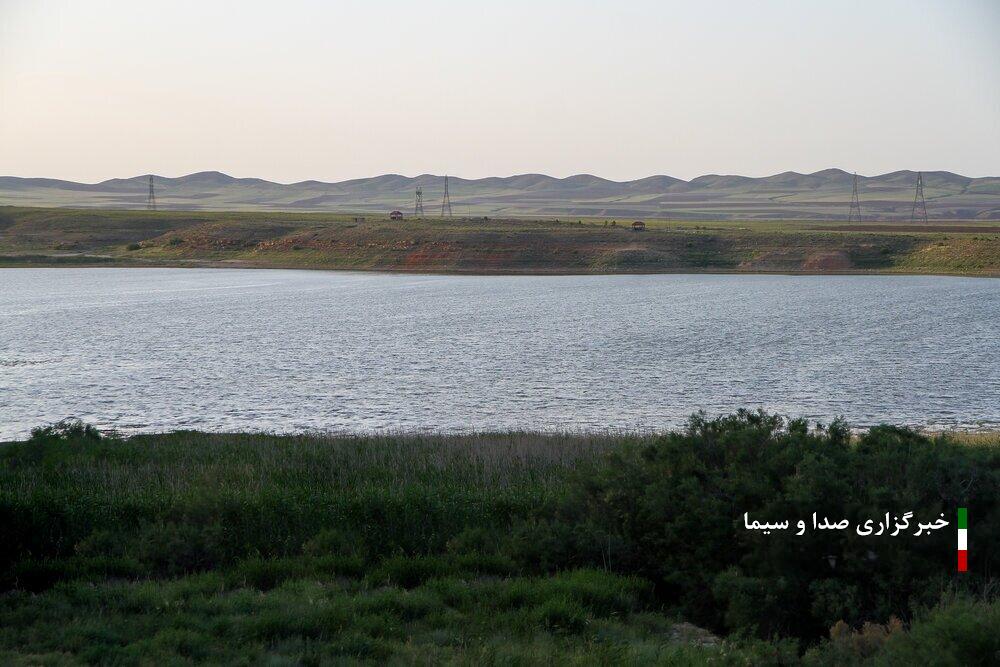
1;206;998;276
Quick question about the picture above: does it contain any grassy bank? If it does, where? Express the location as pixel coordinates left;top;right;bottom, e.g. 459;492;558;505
2;206;999;275
2;416;999;664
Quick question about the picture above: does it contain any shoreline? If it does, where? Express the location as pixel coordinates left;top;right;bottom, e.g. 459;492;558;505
2;255;999;279
4;425;999;446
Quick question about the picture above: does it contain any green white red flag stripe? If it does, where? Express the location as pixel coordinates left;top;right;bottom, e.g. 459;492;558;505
957;508;968;573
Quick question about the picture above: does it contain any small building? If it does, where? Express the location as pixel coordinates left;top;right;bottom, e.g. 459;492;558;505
632;220;646;232
353;216;366;223
389;210;403;220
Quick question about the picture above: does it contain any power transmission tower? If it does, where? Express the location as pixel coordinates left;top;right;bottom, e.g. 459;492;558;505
147;175;157;211
910;171;928;224
415;186;425;217
440;175;452;217
847;172;862;222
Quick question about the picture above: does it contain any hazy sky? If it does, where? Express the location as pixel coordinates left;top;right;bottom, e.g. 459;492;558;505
1;0;998;183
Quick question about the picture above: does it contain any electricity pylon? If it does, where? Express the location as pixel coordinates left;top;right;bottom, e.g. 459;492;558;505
847;172;862;222
910;172;928;224
147;175;157;211
415;187;425;217
440;175;452;217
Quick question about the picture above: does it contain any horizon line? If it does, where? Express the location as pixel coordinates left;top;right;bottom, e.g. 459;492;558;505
3;167;999;187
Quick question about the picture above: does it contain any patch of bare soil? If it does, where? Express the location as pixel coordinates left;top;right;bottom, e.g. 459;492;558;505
802;251;852;271
669;622;721;647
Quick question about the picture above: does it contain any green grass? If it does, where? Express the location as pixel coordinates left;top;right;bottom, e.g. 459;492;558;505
0;428;776;664
0;570;717;665
1;206;998;275
2;421;998;664
0;430;620;587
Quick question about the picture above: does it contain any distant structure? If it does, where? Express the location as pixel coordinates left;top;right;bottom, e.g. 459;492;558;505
147;175;157;211
414;187;425;217
847;172;862;222
440;175;453;217
389;210;403;220
632;220;645;232
911;172;928;224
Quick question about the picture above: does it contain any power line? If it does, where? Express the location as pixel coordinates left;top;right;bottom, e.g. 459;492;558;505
415;186;425;217
147;175;157;211
847;172;862;223
910;171;928;224
440;175;452;217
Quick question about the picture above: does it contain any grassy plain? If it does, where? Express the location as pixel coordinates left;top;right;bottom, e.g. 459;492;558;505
1;206;999;275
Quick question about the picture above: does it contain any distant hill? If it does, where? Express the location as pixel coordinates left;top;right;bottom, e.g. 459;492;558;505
1;169;998;219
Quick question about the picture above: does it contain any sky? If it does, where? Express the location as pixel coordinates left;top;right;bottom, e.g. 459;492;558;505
1;0;998;183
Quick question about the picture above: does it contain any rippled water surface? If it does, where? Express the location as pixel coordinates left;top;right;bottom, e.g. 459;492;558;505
1;268;997;439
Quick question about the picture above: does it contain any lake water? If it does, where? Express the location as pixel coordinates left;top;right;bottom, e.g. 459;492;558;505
1;268;997;440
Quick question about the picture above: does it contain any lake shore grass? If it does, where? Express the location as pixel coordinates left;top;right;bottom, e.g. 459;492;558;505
2;206;998;276
2;417;998;664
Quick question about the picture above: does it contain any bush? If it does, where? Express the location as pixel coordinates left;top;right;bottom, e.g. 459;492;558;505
873;598;1000;666
28;419;103;443
521;410;1000;639
804;598;1000;665
803;617;904;665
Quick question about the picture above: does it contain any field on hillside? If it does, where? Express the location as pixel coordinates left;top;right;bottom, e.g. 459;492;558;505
1;415;998;664
2;206;999;276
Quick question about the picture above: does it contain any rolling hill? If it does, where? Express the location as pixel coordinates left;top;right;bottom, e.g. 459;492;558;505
1;169;998;220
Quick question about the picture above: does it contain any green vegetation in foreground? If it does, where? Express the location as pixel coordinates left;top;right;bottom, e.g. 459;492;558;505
1;414;999;665
1;206;999;275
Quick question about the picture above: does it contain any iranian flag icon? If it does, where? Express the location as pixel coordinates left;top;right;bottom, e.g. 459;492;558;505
958;508;968;573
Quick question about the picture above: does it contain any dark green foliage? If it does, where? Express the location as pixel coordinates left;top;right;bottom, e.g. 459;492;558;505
522;410;1000;640
0;569;731;665
803;597;1000;666
0;428;593;590
872;597;1000;666
28;418;103;443
0;416;996;663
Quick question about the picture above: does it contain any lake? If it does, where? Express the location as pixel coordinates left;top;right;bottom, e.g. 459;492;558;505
1;268;997;440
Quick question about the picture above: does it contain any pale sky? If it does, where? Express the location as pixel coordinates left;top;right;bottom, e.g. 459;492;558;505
1;0;998;183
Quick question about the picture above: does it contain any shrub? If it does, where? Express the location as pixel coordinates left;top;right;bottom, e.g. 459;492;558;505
28;419;103;443
523;410;1000;639
873;598;1000;666
804;598;1000;666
